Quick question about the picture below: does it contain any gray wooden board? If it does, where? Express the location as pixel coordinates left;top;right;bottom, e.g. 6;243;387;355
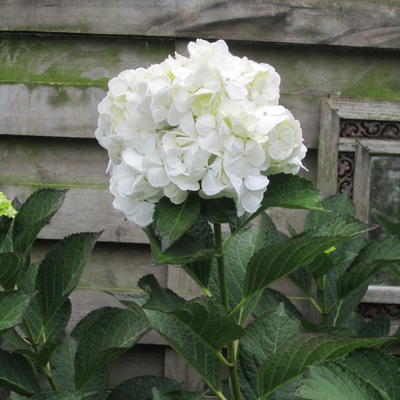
0;84;321;147
1;0;400;49
0;135;108;187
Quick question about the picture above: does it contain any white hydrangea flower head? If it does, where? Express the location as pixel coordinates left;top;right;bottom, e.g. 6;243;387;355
96;39;306;226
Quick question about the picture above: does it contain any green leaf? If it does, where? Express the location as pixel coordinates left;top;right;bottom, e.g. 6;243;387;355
139;276;244;394
300;350;400;400
49;337;108;399
262;174;324;211
358;315;390;338
182;217;214;288
0;349;40;395
144;226;214;265
32;394;83;400
238;306;301;400
0;291;31;332
23;298;71;349
305;253;334;278
0;252;25;290
256;334;392;398
300;363;383;400
253;288;304;321
209;213;283;322
154;194;200;251
12;189;66;254
72;307;148;388
304;194;355;231
201;197;243;226
152;388;205;400
36;232;99;321
244;215;370;300
372;209;400;236
337;237;400;299
0;215;14;252
139;274;185;312
107;376;181;400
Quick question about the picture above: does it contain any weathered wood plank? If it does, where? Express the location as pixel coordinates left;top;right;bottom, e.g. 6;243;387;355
0;33;173;87
0;84;321;147
32;240;167;291
363;285;400;304
0;135;108;187
2;1;400;49
0;184;148;243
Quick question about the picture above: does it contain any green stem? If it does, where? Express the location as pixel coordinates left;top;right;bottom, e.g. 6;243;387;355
213;223;242;400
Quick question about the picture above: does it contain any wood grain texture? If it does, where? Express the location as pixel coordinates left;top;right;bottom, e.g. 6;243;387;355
363;285;400;304
2;0;400;49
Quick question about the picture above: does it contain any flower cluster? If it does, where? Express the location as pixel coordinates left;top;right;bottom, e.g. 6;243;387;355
96;39;306;226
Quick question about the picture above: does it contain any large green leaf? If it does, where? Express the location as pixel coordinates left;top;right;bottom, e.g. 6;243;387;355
0;253;25;289
107;376;182;400
337;237;400;299
253;288;304;321
304;194;355;231
261;174;324;211
300;350;400;400
144;226;214;265
358;315;390;338
36;232;99;321
49;337;108;400
238;306;301;400
139;275;244;394
300;363;383;400
209;213;284;322
72;307;148;388
372;209;400;236
0;349;40;395
23;298;71;350
12;189;66;254
244;215;370;300
0;291;30;332
154;194;200;251
257;334;392;398
0;215;14;252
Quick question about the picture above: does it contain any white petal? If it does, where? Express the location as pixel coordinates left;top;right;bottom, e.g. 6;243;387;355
121;149;143;172
225;80;248;100
167;104;184;126
244;175;269;191
147;167;169;187
127;201;156;227
202;170;225;196
174;89;191;112
196;114;216;135
240;190;264;213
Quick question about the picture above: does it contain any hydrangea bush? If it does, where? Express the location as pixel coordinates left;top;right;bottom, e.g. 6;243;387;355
96;39;306;226
94;40;397;400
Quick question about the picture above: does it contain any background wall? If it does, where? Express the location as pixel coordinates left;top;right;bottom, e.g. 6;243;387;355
1;0;400;390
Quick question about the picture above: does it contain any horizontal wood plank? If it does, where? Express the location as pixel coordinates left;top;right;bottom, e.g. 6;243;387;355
0;84;321;147
1;1;400;49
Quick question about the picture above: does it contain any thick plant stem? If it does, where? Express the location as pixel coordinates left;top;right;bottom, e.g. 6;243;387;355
214;223;242;400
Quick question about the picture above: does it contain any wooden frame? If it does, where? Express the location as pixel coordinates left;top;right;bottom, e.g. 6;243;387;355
318;98;400;303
